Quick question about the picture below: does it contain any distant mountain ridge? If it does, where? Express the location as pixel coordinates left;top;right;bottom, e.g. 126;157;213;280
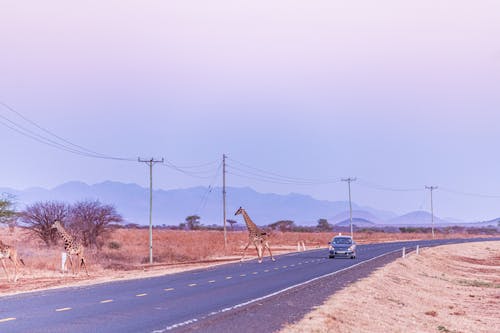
1;181;497;228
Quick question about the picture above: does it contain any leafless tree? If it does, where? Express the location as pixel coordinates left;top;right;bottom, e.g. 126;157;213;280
68;200;123;249
20;201;69;246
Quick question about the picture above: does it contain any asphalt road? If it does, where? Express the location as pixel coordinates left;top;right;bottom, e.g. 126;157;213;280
0;237;497;333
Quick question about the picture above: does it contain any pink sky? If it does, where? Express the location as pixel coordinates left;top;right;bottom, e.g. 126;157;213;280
1;1;499;221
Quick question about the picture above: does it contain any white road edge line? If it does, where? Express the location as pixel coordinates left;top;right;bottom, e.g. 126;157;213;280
152;248;404;333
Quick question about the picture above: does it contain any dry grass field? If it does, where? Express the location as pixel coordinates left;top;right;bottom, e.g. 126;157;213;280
281;241;500;333
0;226;496;297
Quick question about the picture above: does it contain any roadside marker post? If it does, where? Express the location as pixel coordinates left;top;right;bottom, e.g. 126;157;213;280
61;252;67;273
416;245;420;255
402;247;406;258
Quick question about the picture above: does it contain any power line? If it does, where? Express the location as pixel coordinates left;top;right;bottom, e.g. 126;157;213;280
227;158;340;185
357;178;423;192
195;161;223;214
160;159;220;179
0;101;136;161
440;187;500;199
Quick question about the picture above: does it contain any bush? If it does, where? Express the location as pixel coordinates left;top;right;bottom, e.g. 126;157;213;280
108;241;121;250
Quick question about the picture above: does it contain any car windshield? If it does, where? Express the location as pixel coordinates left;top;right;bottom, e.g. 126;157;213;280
333;237;352;245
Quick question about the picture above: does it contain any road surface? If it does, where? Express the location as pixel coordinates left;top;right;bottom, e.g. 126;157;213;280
0;238;497;332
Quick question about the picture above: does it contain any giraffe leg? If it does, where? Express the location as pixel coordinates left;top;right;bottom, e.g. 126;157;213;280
75;254;81;276
67;255;75;275
80;257;89;277
1;258;11;282
9;250;20;282
256;241;263;263
264;241;276;261
240;241;252;261
77;251;89;277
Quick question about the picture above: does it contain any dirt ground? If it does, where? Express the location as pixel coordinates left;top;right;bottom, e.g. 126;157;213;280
281;241;500;333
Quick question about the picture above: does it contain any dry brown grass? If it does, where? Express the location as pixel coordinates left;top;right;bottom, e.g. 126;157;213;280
281;241;500;333
0;226;496;296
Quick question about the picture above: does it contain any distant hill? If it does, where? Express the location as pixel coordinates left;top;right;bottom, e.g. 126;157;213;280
0;181;392;226
330;210;386;225
386;210;453;226
2;181;494;228
335;218;376;228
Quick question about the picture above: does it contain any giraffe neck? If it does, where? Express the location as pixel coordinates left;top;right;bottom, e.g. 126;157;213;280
55;225;75;251
242;210;261;236
0;240;8;251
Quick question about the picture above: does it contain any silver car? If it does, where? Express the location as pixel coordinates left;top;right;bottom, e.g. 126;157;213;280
329;235;356;259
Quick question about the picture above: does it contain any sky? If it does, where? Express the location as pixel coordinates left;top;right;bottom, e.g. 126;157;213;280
1;1;499;222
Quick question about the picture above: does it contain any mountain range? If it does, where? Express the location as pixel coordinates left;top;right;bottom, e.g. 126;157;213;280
1;181;498;228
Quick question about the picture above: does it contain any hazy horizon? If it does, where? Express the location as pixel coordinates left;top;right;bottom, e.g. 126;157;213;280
1;1;499;222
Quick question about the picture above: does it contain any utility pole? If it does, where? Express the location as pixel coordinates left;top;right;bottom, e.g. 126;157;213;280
222;154;227;252
138;157;164;264
341;177;356;239
425;185;438;238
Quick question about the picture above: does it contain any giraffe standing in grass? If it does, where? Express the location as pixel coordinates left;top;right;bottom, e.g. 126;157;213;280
0;239;25;282
235;207;275;263
51;221;89;276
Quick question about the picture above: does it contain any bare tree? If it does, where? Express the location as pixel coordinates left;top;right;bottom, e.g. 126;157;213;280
20;201;69;246
69;200;123;249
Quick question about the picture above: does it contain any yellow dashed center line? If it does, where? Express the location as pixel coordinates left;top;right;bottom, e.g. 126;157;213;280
240;274;247;277
136;293;147;297
55;308;72;312
264;269;270;272
100;300;113;304
225;276;232;280
208;280;216;283
252;272;258;275
0;318;16;323
164;288;174;291
274;267;279;270
282;266;288;268
188;283;197;287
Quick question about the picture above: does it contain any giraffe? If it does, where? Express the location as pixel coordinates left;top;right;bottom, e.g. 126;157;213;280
51;221;89;276
235;207;275;263
0;239;25;282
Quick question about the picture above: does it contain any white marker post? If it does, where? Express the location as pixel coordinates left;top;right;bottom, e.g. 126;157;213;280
61;252;67;273
402;247;406;258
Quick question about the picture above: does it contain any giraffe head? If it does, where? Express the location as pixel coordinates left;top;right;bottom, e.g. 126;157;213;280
51;220;62;229
235;207;244;216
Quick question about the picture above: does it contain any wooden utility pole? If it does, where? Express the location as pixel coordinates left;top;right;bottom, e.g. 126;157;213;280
138;157;164;264
342;177;357;239
222;154;227;252
425;185;438;238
